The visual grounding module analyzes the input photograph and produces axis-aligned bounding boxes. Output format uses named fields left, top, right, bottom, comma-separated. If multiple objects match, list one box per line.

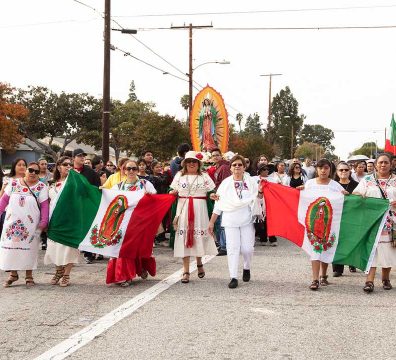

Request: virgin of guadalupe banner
left=190, top=85, right=229, bottom=153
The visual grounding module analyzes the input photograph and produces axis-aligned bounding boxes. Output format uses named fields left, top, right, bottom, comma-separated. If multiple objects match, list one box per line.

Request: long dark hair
left=315, top=158, right=334, bottom=178
left=53, top=156, right=72, bottom=182
left=9, top=158, right=27, bottom=178
left=288, top=162, right=302, bottom=177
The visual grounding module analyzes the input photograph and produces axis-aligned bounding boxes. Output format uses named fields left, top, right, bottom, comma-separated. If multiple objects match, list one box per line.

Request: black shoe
left=228, top=278, right=238, bottom=289
left=333, top=272, right=342, bottom=277
left=41, top=243, right=47, bottom=250
left=217, top=249, right=227, bottom=256
left=242, top=269, right=250, bottom=282
left=96, top=255, right=104, bottom=260
left=84, top=257, right=93, bottom=264
left=349, top=266, right=357, bottom=273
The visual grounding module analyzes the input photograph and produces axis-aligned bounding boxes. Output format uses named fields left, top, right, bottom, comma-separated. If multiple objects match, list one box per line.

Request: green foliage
left=268, top=86, right=304, bottom=158
left=243, top=113, right=262, bottom=136
left=236, top=113, right=243, bottom=132
left=294, top=141, right=325, bottom=160
left=351, top=142, right=383, bottom=158
left=299, top=124, right=335, bottom=152
left=180, top=94, right=189, bottom=121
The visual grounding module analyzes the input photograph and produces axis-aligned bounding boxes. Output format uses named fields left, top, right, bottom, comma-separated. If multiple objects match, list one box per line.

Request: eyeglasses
left=338, top=168, right=350, bottom=172
left=126, top=166, right=138, bottom=171
left=294, top=166, right=301, bottom=169
left=232, top=163, right=243, bottom=167
left=106, top=164, right=113, bottom=167
left=185, top=159, right=198, bottom=164
left=28, top=168, right=40, bottom=175
left=61, top=163, right=72, bottom=167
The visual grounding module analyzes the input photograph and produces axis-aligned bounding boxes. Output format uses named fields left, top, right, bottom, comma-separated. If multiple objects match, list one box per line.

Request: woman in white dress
left=302, top=159, right=346, bottom=290
left=44, top=156, right=80, bottom=287
left=170, top=151, right=217, bottom=283
left=208, top=155, right=262, bottom=289
left=353, top=153, right=396, bottom=293
left=0, top=161, right=49, bottom=287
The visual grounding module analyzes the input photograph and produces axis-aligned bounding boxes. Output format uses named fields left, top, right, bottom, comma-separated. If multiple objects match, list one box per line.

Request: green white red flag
left=262, top=181, right=389, bottom=271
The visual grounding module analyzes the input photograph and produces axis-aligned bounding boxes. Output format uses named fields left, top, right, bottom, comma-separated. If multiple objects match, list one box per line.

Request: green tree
left=268, top=86, right=305, bottom=158
left=243, top=113, right=262, bottom=136
left=299, top=124, right=335, bottom=152
left=12, top=86, right=101, bottom=160
left=236, top=113, right=243, bottom=132
left=294, top=141, right=325, bottom=160
left=127, top=80, right=138, bottom=102
left=180, top=94, right=189, bottom=121
left=351, top=142, right=383, bottom=158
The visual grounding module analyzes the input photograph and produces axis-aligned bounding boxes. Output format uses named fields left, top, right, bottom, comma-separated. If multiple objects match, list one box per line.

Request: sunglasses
left=61, top=163, right=72, bottom=167
left=338, top=168, right=350, bottom=172
left=126, top=166, right=138, bottom=171
left=185, top=159, right=198, bottom=164
left=294, top=166, right=301, bottom=169
left=28, top=168, right=40, bottom=175
left=232, top=163, right=244, bottom=167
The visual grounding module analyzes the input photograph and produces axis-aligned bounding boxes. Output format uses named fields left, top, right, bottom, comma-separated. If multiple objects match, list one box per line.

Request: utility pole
left=291, top=123, right=294, bottom=159
left=260, top=73, right=282, bottom=129
left=171, top=23, right=213, bottom=125
left=102, top=0, right=111, bottom=163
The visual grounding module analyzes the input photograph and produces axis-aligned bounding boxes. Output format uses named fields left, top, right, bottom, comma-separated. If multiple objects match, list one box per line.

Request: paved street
left=1, top=239, right=395, bottom=360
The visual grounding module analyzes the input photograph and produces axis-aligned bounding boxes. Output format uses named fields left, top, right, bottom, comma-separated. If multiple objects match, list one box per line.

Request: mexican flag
left=262, top=182, right=389, bottom=271
left=47, top=171, right=175, bottom=259
left=384, top=113, right=396, bottom=155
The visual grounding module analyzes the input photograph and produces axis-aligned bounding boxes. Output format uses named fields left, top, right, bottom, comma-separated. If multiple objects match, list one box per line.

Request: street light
left=188, top=60, right=230, bottom=123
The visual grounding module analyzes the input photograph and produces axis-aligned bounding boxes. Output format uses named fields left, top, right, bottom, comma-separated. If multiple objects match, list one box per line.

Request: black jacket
left=80, top=165, right=101, bottom=187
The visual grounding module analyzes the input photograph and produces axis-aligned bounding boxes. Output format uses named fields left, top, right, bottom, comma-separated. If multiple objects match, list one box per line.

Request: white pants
left=225, top=224, right=255, bottom=279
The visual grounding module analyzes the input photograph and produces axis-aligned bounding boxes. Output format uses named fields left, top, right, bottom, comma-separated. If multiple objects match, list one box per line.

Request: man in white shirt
left=302, top=158, right=316, bottom=179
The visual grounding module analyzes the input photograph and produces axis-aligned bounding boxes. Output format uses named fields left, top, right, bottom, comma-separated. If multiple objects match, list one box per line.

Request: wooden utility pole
left=260, top=73, right=282, bottom=129
left=171, top=23, right=213, bottom=125
left=102, top=0, right=111, bottom=163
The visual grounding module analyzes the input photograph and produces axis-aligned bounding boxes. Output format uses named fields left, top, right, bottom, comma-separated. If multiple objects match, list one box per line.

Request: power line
left=0, top=18, right=97, bottom=29
left=112, top=4, right=396, bottom=18
left=208, top=25, right=396, bottom=31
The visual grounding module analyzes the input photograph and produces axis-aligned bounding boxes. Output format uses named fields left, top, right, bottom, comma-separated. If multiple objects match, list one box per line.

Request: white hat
left=223, top=151, right=236, bottom=161
left=181, top=151, right=204, bottom=167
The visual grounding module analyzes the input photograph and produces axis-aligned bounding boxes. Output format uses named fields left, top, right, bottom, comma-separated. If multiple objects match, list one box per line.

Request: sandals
left=309, top=280, right=319, bottom=290
left=119, top=281, right=131, bottom=287
left=181, top=272, right=190, bottom=284
left=363, top=281, right=374, bottom=293
left=59, top=275, right=70, bottom=287
left=140, top=269, right=148, bottom=280
left=3, top=273, right=19, bottom=288
left=51, top=267, right=65, bottom=285
left=320, top=275, right=329, bottom=286
left=25, top=277, right=35, bottom=287
left=197, top=264, right=205, bottom=279
left=382, top=279, right=392, bottom=290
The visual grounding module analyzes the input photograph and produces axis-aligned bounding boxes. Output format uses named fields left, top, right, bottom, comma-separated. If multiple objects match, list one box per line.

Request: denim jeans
left=215, top=215, right=226, bottom=251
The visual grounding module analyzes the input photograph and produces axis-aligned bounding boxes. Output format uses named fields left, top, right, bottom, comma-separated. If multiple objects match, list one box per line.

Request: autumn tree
left=294, top=141, right=325, bottom=160
left=268, top=86, right=305, bottom=158
left=0, top=83, right=26, bottom=152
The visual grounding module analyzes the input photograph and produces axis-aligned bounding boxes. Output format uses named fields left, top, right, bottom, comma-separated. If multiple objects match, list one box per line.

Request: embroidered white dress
left=171, top=172, right=218, bottom=257
left=354, top=174, right=396, bottom=267
left=44, top=181, right=80, bottom=266
left=0, top=179, right=48, bottom=270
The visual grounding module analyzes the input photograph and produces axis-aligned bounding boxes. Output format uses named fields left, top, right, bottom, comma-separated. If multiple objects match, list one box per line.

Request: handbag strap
left=22, top=179, right=41, bottom=211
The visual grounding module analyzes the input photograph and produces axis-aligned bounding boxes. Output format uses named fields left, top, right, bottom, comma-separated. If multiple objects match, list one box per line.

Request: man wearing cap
left=72, top=148, right=101, bottom=263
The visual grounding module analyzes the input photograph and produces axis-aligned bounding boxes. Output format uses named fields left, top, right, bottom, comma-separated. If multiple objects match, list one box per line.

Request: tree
left=0, top=83, right=26, bottom=152
left=180, top=94, right=189, bottom=121
left=127, top=80, right=138, bottom=102
left=268, top=86, right=305, bottom=158
left=243, top=113, right=262, bottom=136
left=351, top=142, right=383, bottom=158
left=299, top=124, right=335, bottom=152
left=126, top=112, right=190, bottom=161
left=236, top=113, right=243, bottom=132
left=294, top=141, right=325, bottom=160
left=12, top=86, right=101, bottom=160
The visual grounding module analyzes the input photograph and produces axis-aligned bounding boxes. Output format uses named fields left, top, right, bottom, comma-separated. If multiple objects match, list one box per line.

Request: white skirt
left=371, top=235, right=396, bottom=267
left=44, top=239, right=80, bottom=266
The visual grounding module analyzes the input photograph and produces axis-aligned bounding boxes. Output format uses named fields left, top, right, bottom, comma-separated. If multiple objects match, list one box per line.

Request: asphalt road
left=1, top=239, right=395, bottom=360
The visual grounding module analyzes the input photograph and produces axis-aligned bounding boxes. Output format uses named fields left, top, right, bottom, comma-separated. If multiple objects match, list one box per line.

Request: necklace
left=233, top=176, right=246, bottom=199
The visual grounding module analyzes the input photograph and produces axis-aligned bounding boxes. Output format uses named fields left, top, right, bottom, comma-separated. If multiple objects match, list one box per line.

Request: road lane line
left=34, top=255, right=215, bottom=360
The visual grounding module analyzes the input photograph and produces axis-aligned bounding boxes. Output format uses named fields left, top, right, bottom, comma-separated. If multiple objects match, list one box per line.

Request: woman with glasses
left=286, top=163, right=308, bottom=188
left=331, top=162, right=360, bottom=277
left=169, top=151, right=217, bottom=284
left=353, top=153, right=396, bottom=293
left=209, top=155, right=262, bottom=289
left=106, top=160, right=157, bottom=287
left=0, top=162, right=49, bottom=287
left=101, top=157, right=129, bottom=189
left=303, top=159, right=345, bottom=290
left=244, top=157, right=255, bottom=176
left=44, top=156, right=79, bottom=287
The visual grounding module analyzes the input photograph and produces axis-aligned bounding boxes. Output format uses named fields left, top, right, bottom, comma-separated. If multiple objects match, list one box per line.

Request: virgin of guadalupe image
left=99, top=196, right=128, bottom=242
left=198, top=98, right=218, bottom=151
left=313, top=201, right=327, bottom=241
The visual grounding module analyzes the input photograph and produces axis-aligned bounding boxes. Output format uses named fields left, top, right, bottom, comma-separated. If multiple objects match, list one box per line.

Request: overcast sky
left=1, top=0, right=396, bottom=159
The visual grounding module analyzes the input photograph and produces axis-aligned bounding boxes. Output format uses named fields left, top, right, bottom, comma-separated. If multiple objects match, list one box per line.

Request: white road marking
left=250, top=307, right=277, bottom=315
left=34, top=255, right=215, bottom=360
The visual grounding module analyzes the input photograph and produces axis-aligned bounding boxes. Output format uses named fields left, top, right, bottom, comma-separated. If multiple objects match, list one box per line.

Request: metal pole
left=268, top=75, right=272, bottom=126
left=102, top=0, right=111, bottom=163
left=188, top=23, right=193, bottom=126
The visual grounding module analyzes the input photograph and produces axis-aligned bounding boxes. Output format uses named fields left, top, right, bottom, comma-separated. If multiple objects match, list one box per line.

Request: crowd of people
left=0, top=144, right=395, bottom=293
